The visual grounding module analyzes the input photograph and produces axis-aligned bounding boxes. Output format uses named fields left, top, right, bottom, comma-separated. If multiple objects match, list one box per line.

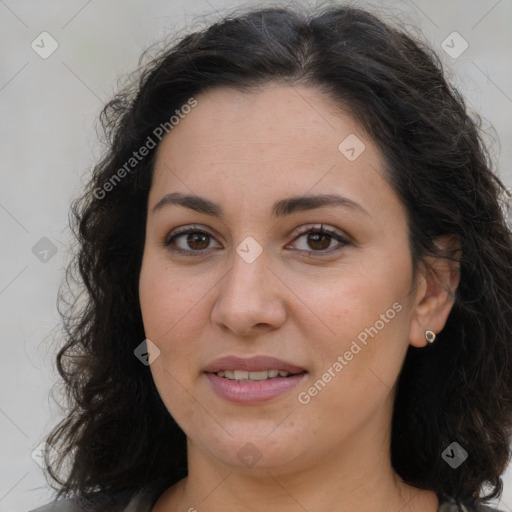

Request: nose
left=210, top=249, right=287, bottom=336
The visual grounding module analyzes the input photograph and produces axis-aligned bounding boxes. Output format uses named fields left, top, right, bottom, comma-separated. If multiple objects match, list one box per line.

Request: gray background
left=1, top=0, right=511, bottom=510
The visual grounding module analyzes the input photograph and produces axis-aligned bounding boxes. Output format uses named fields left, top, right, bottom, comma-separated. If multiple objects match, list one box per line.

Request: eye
left=286, top=224, right=350, bottom=256
left=163, top=223, right=350, bottom=257
left=163, top=225, right=221, bottom=256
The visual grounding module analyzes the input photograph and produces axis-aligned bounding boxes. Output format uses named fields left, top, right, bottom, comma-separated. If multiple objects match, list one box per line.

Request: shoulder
left=28, top=500, right=82, bottom=512
left=27, top=487, right=155, bottom=512
left=467, top=504, right=507, bottom=512
left=460, top=503, right=507, bottom=512
left=439, top=494, right=506, bottom=512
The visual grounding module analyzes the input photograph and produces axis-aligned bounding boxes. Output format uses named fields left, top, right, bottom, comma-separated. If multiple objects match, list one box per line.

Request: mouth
left=211, top=369, right=306, bottom=381
left=203, top=355, right=308, bottom=403
left=203, top=355, right=306, bottom=375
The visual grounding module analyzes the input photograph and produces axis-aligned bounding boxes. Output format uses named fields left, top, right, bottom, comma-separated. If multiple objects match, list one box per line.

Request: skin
left=138, top=84, right=460, bottom=512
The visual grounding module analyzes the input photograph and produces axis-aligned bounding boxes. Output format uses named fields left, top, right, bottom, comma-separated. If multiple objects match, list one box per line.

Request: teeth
left=216, top=369, right=292, bottom=380
left=247, top=370, right=271, bottom=381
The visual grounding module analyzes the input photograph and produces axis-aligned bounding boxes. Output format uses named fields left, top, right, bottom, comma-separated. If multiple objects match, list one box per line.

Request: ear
left=409, top=235, right=461, bottom=348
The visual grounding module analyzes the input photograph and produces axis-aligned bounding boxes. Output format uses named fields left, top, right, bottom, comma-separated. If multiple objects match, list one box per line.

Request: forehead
left=149, top=83, right=402, bottom=225
left=155, top=84, right=362, bottom=165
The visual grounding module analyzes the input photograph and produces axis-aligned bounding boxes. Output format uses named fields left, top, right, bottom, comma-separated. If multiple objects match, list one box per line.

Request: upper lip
left=203, top=356, right=306, bottom=374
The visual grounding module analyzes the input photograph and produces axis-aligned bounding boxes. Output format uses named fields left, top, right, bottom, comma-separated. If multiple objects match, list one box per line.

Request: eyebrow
left=151, top=192, right=370, bottom=218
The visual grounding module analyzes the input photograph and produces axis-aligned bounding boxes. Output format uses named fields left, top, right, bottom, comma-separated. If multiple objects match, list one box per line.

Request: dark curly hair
left=43, top=3, right=512, bottom=508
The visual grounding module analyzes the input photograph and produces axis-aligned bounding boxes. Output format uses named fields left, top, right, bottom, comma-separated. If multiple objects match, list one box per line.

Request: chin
left=195, top=428, right=308, bottom=471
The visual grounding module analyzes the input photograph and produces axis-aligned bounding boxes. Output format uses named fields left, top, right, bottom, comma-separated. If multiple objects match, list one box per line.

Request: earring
left=425, top=330, right=436, bottom=344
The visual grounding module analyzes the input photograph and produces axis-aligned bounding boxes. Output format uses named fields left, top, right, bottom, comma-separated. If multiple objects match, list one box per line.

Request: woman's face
left=139, top=84, right=430, bottom=473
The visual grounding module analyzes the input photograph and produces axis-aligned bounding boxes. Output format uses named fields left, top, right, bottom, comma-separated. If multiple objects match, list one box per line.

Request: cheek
left=292, top=260, right=407, bottom=343
left=291, top=257, right=411, bottom=398
left=139, top=254, right=209, bottom=344
left=150, top=361, right=207, bottom=439
left=139, top=256, right=207, bottom=425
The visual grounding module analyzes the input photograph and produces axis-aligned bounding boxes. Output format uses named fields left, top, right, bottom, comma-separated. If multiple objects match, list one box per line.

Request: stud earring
left=425, top=330, right=436, bottom=344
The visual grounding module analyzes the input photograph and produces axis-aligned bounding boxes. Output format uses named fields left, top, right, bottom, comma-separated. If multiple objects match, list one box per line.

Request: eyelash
left=162, top=224, right=350, bottom=258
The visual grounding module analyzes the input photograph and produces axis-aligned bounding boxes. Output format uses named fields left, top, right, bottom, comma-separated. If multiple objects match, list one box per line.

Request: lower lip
left=205, top=372, right=307, bottom=404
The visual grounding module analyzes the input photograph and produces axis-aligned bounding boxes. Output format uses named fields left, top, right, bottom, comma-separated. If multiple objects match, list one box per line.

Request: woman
left=31, top=4, right=512, bottom=512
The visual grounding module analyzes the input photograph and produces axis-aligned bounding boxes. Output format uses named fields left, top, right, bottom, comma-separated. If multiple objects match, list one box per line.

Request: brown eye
left=305, top=232, right=332, bottom=251
left=164, top=226, right=221, bottom=255
left=164, top=224, right=349, bottom=257
left=184, top=232, right=210, bottom=250
left=288, top=225, right=350, bottom=255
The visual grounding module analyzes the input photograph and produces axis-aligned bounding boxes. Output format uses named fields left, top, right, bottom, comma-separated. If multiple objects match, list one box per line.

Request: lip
left=202, top=355, right=306, bottom=374
left=205, top=372, right=307, bottom=404
left=203, top=355, right=307, bottom=404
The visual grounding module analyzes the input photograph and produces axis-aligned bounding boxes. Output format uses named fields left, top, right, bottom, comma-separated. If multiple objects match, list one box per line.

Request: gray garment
left=28, top=487, right=154, bottom=512
left=29, top=490, right=506, bottom=512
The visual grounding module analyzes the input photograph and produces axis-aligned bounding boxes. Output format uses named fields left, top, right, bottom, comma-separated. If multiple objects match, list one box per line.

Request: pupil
left=188, top=233, right=209, bottom=250
left=308, top=233, right=330, bottom=250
